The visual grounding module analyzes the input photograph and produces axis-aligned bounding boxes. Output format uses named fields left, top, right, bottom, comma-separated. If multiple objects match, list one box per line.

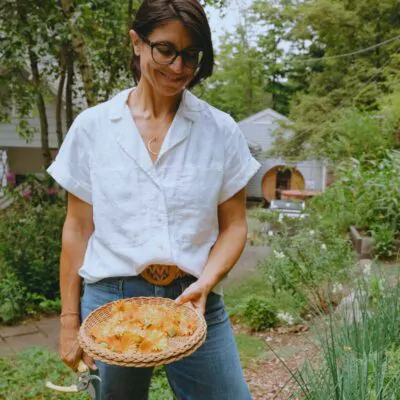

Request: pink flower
left=6, top=172, right=16, bottom=186
left=46, top=188, right=58, bottom=196
left=23, top=189, right=32, bottom=199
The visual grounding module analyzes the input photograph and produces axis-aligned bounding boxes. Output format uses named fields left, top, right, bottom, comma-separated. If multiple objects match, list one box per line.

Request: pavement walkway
left=0, top=242, right=270, bottom=358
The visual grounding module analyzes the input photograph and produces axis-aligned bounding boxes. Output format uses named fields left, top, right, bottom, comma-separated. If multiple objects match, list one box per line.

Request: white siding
left=240, top=122, right=276, bottom=153
left=239, top=109, right=291, bottom=154
left=296, top=161, right=325, bottom=192
left=0, top=101, right=66, bottom=149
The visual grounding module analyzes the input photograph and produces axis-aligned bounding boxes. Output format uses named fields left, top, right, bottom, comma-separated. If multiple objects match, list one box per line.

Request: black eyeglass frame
left=139, top=34, right=204, bottom=69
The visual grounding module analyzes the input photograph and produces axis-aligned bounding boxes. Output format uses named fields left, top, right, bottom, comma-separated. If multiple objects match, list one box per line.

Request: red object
left=281, top=190, right=319, bottom=200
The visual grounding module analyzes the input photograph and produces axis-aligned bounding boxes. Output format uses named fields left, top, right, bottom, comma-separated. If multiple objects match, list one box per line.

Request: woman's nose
left=169, top=55, right=184, bottom=73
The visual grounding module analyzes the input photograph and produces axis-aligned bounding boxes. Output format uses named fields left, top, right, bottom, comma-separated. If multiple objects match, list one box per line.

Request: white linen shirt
left=47, top=88, right=260, bottom=294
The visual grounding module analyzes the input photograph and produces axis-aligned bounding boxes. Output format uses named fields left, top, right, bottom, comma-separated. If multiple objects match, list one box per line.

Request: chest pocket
left=91, top=167, right=151, bottom=247
left=163, top=164, right=223, bottom=246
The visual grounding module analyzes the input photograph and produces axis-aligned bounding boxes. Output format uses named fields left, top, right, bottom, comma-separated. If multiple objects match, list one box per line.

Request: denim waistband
left=83, top=274, right=198, bottom=300
left=84, top=274, right=196, bottom=289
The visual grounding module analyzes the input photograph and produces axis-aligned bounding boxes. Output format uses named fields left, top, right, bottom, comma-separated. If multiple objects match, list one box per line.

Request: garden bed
left=350, top=226, right=400, bottom=259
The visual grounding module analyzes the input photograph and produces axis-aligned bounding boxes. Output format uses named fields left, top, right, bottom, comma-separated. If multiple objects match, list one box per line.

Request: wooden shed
left=262, top=165, right=305, bottom=201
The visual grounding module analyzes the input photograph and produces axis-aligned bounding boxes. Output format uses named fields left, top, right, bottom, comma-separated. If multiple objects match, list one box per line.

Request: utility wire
left=272, top=47, right=400, bottom=161
left=293, top=34, right=400, bottom=64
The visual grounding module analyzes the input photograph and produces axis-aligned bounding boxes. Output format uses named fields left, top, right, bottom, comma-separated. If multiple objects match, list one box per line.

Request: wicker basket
left=78, top=297, right=207, bottom=367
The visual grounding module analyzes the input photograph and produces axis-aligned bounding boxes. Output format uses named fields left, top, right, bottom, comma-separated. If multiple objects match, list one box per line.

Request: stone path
left=0, top=241, right=270, bottom=358
left=0, top=316, right=59, bottom=357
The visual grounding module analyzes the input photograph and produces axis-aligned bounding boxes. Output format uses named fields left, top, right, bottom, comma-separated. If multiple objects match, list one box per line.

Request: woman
left=48, top=0, right=260, bottom=399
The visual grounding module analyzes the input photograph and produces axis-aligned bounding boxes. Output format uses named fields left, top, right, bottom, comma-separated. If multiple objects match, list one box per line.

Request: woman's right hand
left=60, top=315, right=97, bottom=371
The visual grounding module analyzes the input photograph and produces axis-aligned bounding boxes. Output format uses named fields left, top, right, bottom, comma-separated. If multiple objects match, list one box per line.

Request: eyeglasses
left=139, top=35, right=203, bottom=70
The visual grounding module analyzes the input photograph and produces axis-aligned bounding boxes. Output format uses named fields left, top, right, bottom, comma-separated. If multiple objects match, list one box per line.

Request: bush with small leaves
left=243, top=296, right=278, bottom=331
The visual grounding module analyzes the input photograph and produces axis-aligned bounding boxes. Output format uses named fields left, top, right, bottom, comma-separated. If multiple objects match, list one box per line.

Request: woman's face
left=130, top=20, right=199, bottom=97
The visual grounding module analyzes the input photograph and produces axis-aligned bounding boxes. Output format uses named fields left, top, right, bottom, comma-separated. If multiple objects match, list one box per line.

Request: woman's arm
left=199, top=188, right=247, bottom=290
left=176, top=188, right=247, bottom=313
left=59, top=193, right=96, bottom=371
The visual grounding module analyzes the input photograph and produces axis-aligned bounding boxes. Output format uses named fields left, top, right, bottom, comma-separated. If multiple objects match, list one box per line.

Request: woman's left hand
left=175, top=280, right=211, bottom=315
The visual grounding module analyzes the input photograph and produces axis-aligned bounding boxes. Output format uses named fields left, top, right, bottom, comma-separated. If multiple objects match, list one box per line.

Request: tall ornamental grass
left=290, top=273, right=400, bottom=399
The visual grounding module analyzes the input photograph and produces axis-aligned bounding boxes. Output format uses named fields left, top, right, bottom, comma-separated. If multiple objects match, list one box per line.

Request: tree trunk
left=61, top=0, right=98, bottom=106
left=16, top=0, right=51, bottom=169
left=29, top=50, right=52, bottom=169
left=56, top=44, right=67, bottom=148
left=66, top=49, right=74, bottom=129
left=104, top=64, right=117, bottom=102
left=71, top=35, right=97, bottom=106
left=126, top=0, right=135, bottom=70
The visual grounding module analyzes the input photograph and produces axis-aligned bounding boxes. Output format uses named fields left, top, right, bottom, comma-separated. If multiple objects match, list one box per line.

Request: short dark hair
left=131, top=0, right=214, bottom=88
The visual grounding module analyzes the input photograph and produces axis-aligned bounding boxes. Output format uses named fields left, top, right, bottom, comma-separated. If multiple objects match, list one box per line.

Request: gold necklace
left=147, top=136, right=159, bottom=156
left=127, top=103, right=171, bottom=157
left=145, top=117, right=172, bottom=157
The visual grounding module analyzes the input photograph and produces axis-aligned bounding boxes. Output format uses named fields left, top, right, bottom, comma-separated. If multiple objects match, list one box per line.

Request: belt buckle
left=141, top=264, right=181, bottom=286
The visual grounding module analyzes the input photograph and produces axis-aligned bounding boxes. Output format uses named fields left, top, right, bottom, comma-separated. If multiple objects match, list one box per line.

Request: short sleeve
left=46, top=114, right=92, bottom=204
left=219, top=124, right=261, bottom=204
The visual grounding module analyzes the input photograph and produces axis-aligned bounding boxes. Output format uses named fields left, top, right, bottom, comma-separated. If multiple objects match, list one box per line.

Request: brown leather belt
left=140, top=264, right=189, bottom=286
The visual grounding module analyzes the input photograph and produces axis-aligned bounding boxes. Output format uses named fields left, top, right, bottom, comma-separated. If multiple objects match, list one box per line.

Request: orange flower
left=91, top=303, right=197, bottom=353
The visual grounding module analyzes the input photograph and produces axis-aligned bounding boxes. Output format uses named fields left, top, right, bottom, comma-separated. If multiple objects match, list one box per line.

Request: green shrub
left=0, top=180, right=66, bottom=300
left=0, top=272, right=26, bottom=324
left=261, top=220, right=355, bottom=312
left=370, top=223, right=397, bottom=259
left=0, top=270, right=61, bottom=324
left=320, top=151, right=400, bottom=239
left=243, top=296, right=278, bottom=331
left=324, top=107, right=396, bottom=162
left=248, top=208, right=280, bottom=224
left=308, top=151, right=400, bottom=262
left=224, top=274, right=305, bottom=330
left=308, top=182, right=357, bottom=234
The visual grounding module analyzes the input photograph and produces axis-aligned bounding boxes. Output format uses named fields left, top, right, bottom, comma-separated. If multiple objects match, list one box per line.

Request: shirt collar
left=109, top=87, right=204, bottom=122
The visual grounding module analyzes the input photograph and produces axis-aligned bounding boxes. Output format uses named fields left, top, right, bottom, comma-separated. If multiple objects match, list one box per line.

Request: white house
left=239, top=108, right=327, bottom=202
left=0, top=85, right=65, bottom=178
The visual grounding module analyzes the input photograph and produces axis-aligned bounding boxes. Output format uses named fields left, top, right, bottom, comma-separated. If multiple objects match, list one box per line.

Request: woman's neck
left=131, top=79, right=182, bottom=119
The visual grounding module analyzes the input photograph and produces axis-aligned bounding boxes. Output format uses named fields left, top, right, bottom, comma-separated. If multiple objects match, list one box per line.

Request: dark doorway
left=275, top=169, right=291, bottom=199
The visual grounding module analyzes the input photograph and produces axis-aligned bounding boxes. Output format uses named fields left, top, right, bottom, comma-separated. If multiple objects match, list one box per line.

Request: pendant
left=147, top=136, right=159, bottom=156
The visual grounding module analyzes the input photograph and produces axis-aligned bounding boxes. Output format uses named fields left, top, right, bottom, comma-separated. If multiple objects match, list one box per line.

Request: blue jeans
left=81, top=275, right=252, bottom=400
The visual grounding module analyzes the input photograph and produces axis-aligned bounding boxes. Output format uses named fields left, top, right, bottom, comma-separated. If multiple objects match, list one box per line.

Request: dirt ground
left=237, top=323, right=319, bottom=400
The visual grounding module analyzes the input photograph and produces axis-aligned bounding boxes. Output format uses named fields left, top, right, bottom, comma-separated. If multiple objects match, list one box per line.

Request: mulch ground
left=236, top=323, right=320, bottom=400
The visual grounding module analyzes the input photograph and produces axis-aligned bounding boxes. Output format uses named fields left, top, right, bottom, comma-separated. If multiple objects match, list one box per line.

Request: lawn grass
left=0, top=347, right=175, bottom=400
left=0, top=347, right=90, bottom=399
left=0, top=333, right=267, bottom=399
left=224, top=274, right=272, bottom=316
left=224, top=272, right=304, bottom=323
left=235, top=332, right=266, bottom=368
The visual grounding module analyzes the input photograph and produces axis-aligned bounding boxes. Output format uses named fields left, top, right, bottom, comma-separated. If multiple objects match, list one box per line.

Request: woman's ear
left=129, top=30, right=141, bottom=56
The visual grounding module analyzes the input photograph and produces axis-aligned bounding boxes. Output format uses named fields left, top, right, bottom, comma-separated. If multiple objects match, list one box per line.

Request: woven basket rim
left=79, top=297, right=207, bottom=367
